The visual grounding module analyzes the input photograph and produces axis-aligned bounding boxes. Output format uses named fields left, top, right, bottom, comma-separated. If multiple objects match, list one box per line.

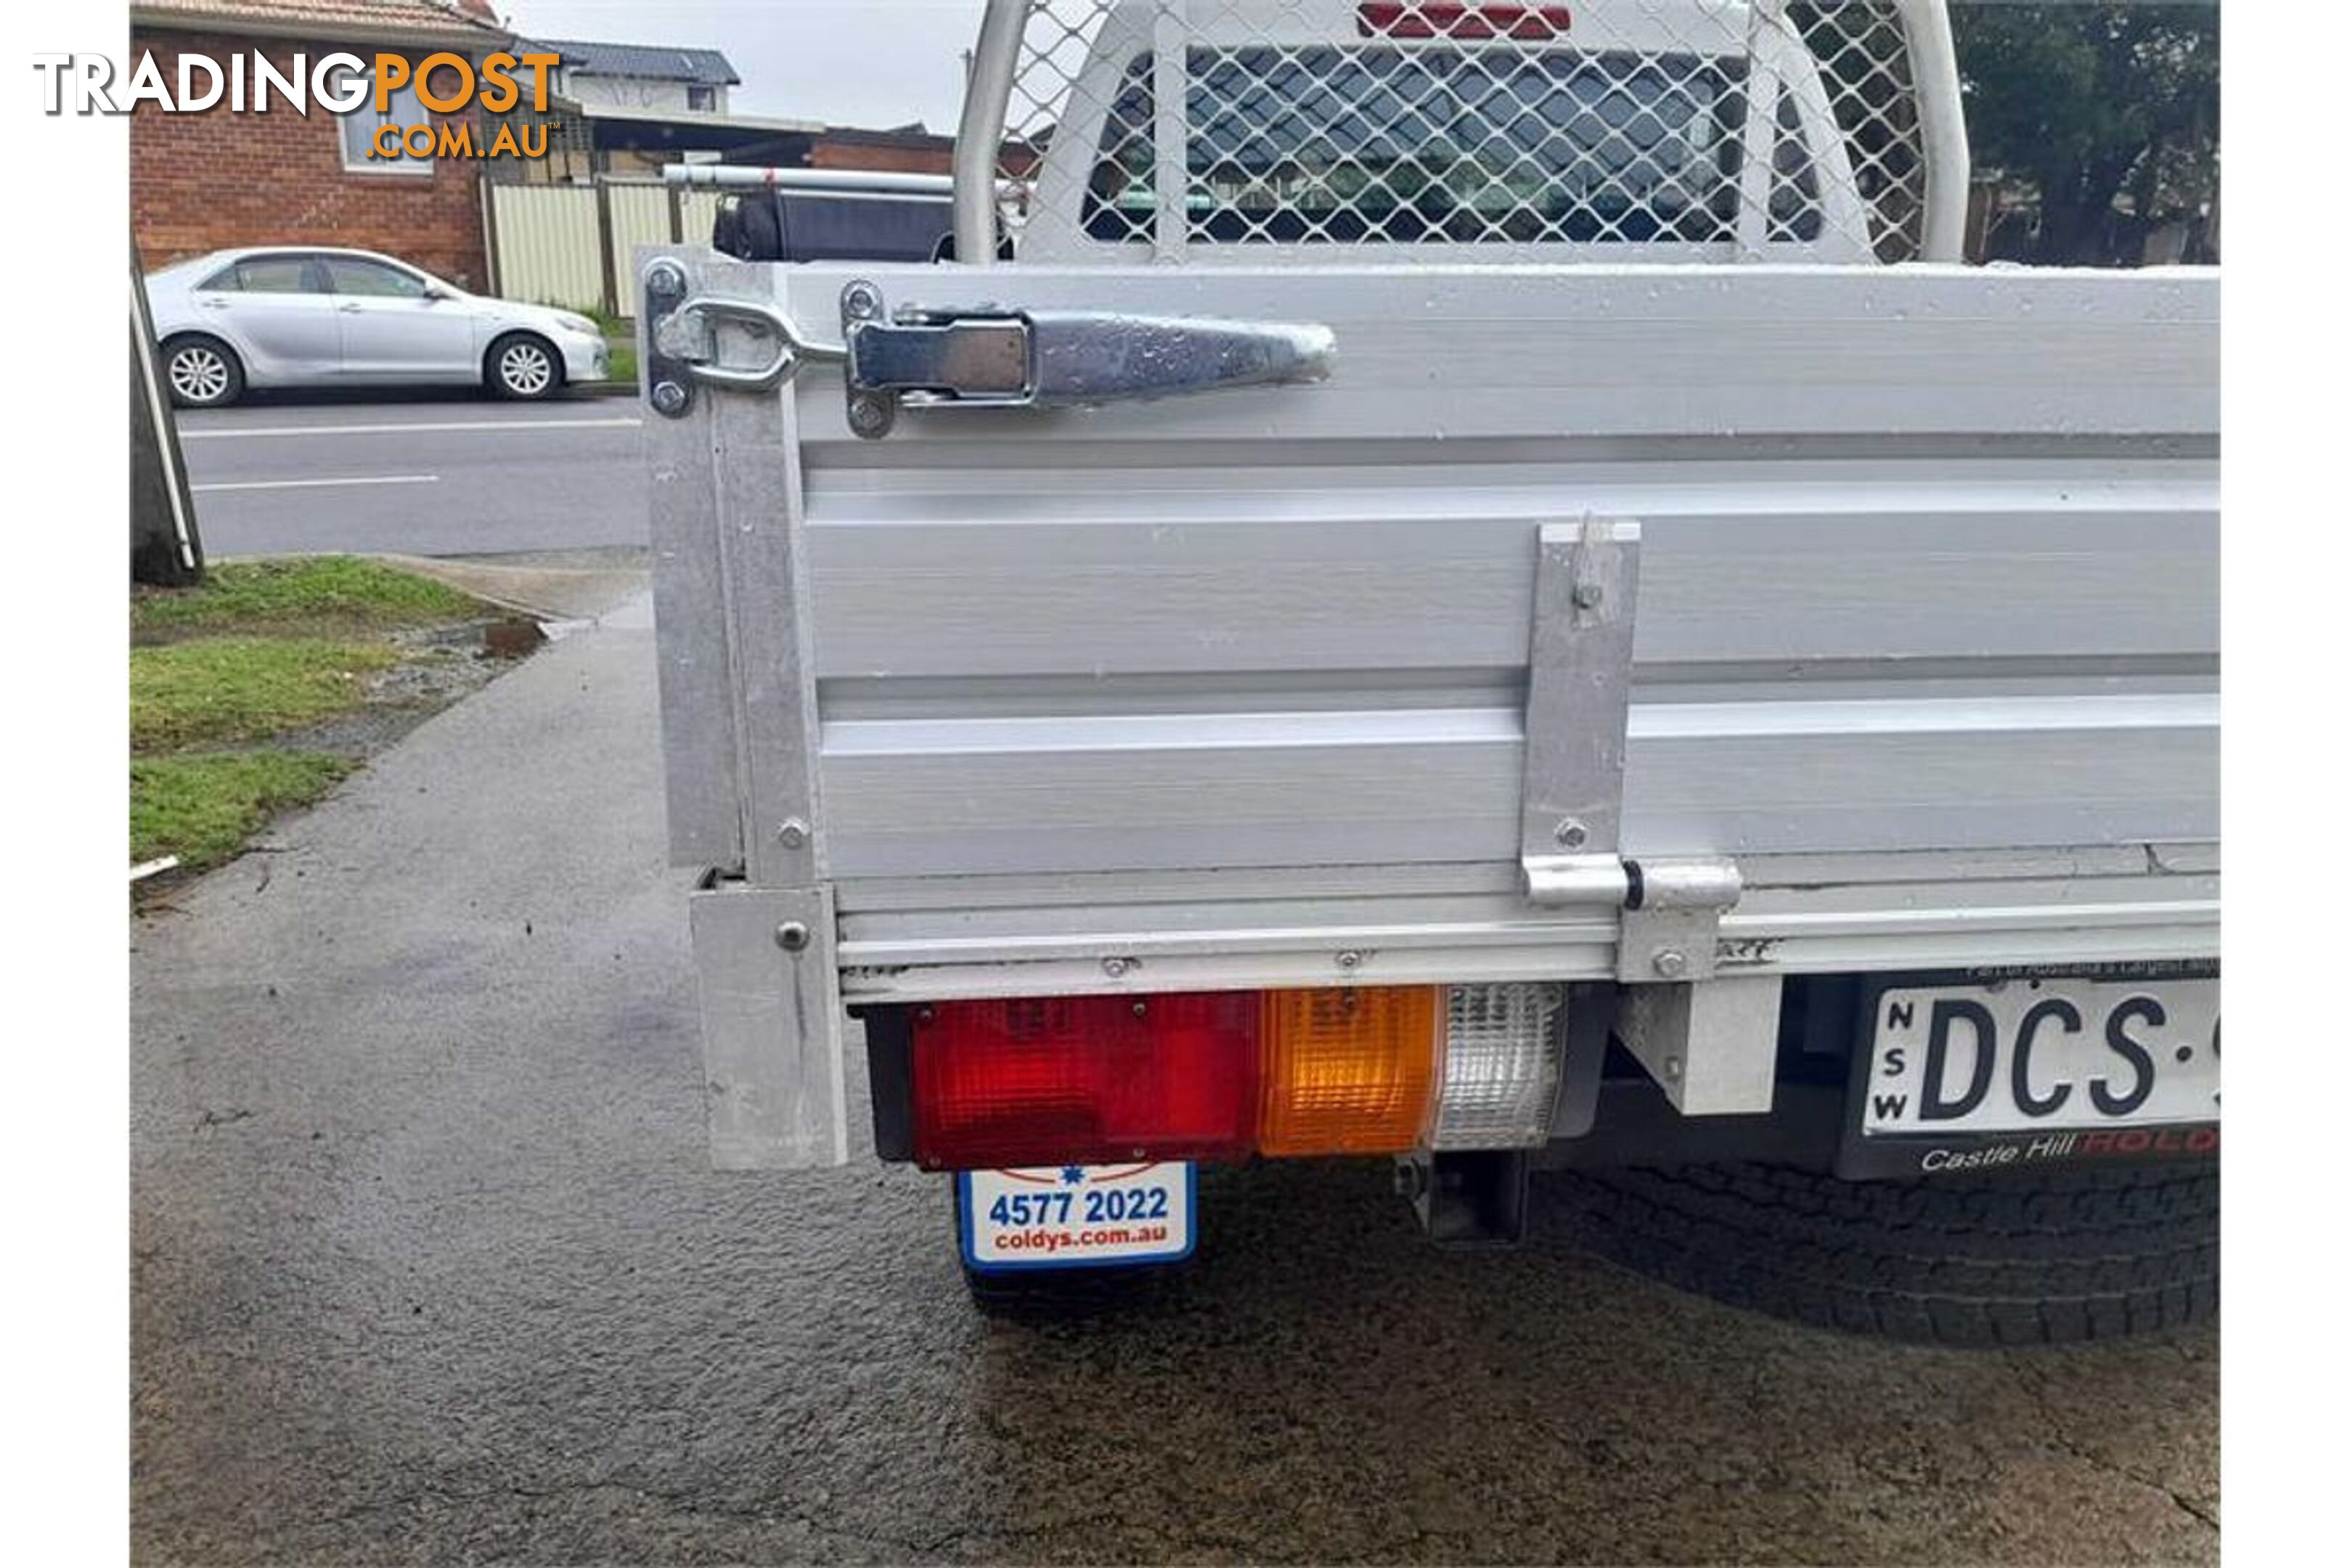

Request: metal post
left=479, top=174, right=502, bottom=298
left=1150, top=2, right=1191, bottom=262
left=1898, top=0, right=1970, bottom=262
left=593, top=176, right=621, bottom=318
left=952, top=0, right=1028, bottom=266
left=130, top=244, right=200, bottom=587
left=664, top=163, right=956, bottom=196
left=1731, top=0, right=1788, bottom=262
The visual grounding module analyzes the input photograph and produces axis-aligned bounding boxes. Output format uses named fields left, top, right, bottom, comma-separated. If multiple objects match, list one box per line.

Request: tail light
left=910, top=992, right=1257, bottom=1169
left=910, top=982, right=1567, bottom=1169
left=1358, top=3, right=1575, bottom=41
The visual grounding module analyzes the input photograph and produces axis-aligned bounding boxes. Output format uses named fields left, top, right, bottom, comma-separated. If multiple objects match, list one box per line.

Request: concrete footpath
left=130, top=602, right=2218, bottom=1565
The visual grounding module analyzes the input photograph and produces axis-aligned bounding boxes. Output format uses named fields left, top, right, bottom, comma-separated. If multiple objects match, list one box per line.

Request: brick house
left=130, top=0, right=509, bottom=289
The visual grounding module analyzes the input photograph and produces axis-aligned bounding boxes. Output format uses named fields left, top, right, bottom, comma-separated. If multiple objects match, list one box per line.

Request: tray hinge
left=1618, top=857, right=1744, bottom=983
left=1614, top=858, right=1773, bottom=1116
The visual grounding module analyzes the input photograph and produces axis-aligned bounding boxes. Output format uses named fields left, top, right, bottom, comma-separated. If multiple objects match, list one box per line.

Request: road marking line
left=191, top=474, right=441, bottom=494
left=182, top=417, right=641, bottom=440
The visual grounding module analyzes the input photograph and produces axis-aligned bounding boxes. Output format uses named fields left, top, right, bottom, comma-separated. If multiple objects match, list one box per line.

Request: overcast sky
left=502, top=0, right=989, bottom=131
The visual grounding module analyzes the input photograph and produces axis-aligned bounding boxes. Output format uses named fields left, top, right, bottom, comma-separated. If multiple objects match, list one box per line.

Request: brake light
left=911, top=993, right=1257, bottom=1169
left=910, top=983, right=1569, bottom=1169
left=1358, top=2, right=1574, bottom=41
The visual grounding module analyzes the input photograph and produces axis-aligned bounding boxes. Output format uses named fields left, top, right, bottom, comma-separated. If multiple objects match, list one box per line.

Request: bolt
left=846, top=394, right=893, bottom=438
left=644, top=259, right=685, bottom=298
left=775, top=818, right=809, bottom=849
left=1664, top=1055, right=1683, bottom=1081
left=774, top=920, right=811, bottom=953
left=842, top=280, right=883, bottom=320
left=650, top=380, right=688, bottom=417
left=1132, top=1000, right=1148, bottom=1017
left=1392, top=1160, right=1426, bottom=1201
left=1553, top=817, right=1588, bottom=849
left=1336, top=950, right=1363, bottom=971
left=1101, top=956, right=1131, bottom=979
left=1653, top=949, right=1689, bottom=979
left=1573, top=582, right=1605, bottom=611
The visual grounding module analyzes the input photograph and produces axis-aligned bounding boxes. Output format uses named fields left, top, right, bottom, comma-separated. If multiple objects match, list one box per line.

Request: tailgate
left=642, top=253, right=2217, bottom=1164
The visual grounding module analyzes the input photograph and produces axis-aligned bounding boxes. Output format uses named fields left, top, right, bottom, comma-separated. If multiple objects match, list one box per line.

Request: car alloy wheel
left=168, top=343, right=232, bottom=406
left=499, top=340, right=555, bottom=397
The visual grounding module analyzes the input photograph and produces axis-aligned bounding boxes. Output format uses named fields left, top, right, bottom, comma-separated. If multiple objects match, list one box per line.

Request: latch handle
left=1011, top=310, right=1338, bottom=407
left=841, top=282, right=1334, bottom=436
left=854, top=309, right=1336, bottom=409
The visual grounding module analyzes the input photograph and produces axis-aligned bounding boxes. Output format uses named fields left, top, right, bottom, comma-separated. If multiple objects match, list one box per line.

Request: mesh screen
left=995, top=0, right=1931, bottom=264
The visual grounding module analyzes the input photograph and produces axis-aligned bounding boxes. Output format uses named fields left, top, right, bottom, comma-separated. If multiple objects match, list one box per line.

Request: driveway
left=130, top=598, right=2219, bottom=1566
left=174, top=396, right=647, bottom=557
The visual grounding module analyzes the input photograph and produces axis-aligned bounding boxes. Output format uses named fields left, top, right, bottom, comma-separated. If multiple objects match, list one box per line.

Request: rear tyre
left=487, top=332, right=561, bottom=400
left=161, top=334, right=243, bottom=409
left=1546, top=1160, right=2218, bottom=1347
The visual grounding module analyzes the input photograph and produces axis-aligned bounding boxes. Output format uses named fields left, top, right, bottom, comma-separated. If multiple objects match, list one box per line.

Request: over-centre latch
left=648, top=277, right=1337, bottom=438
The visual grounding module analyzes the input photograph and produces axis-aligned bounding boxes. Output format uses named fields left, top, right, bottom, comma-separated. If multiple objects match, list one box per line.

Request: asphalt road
left=176, top=393, right=648, bottom=558
left=130, top=600, right=2220, bottom=1567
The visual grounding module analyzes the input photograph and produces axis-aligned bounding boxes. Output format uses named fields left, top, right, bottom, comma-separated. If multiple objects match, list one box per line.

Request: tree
left=1953, top=2, right=2219, bottom=264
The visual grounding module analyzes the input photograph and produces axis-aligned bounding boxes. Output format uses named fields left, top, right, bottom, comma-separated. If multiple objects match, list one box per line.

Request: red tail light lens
left=911, top=993, right=1259, bottom=1169
left=1358, top=3, right=1574, bottom=41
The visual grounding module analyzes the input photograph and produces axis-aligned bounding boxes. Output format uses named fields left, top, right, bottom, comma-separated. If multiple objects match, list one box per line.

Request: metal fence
left=483, top=179, right=723, bottom=317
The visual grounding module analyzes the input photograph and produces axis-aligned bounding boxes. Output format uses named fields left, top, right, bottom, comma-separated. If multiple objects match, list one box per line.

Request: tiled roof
left=131, top=0, right=505, bottom=44
left=523, top=38, right=741, bottom=87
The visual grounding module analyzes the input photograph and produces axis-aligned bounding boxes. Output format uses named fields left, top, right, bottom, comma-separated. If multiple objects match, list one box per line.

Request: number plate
left=1861, top=975, right=2218, bottom=1139
left=957, top=1162, right=1195, bottom=1273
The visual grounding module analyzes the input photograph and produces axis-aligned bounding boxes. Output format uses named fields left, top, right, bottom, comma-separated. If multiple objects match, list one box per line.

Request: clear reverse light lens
left=1429, top=983, right=1567, bottom=1149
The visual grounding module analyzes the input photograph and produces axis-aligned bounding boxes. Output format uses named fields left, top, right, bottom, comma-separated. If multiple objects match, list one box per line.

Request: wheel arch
left=158, top=328, right=247, bottom=375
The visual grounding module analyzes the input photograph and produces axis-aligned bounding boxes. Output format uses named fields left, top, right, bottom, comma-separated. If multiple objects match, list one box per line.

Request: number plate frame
left=957, top=1161, right=1197, bottom=1273
left=1834, top=964, right=2219, bottom=1180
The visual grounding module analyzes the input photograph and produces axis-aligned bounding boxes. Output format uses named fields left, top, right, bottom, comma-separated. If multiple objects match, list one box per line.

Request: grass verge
left=131, top=556, right=513, bottom=883
left=134, top=556, right=480, bottom=643
left=131, top=637, right=398, bottom=751
left=132, top=754, right=358, bottom=873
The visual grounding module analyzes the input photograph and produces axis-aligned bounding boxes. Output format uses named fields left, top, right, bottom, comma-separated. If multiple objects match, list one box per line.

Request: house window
left=687, top=85, right=715, bottom=112
left=338, top=79, right=433, bottom=173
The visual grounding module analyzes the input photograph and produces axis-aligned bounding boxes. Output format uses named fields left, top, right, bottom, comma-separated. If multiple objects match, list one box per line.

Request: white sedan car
left=144, top=247, right=611, bottom=408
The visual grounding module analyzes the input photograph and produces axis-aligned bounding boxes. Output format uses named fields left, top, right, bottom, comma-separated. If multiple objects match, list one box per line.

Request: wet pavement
left=131, top=600, right=2218, bottom=1566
